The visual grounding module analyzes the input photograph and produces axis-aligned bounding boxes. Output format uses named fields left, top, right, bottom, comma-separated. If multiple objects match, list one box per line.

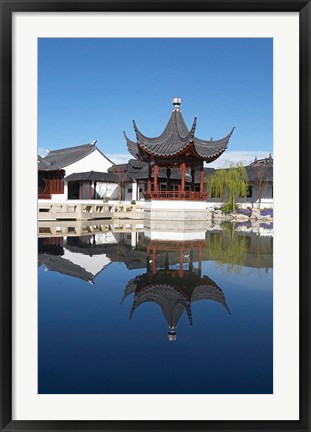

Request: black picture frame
left=1, top=1, right=310, bottom=431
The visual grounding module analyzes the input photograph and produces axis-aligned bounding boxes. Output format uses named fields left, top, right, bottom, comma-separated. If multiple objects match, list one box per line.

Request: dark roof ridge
left=65, top=171, right=119, bottom=182
left=47, top=143, right=95, bottom=154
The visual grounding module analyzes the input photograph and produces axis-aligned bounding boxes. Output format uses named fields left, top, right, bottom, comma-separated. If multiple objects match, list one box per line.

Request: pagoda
left=124, top=97, right=234, bottom=202
left=122, top=238, right=230, bottom=341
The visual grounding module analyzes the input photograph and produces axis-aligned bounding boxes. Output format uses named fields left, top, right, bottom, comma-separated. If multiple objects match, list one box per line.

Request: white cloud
left=106, top=153, right=132, bottom=165
left=107, top=150, right=272, bottom=168
left=38, top=147, right=49, bottom=157
left=206, top=151, right=272, bottom=169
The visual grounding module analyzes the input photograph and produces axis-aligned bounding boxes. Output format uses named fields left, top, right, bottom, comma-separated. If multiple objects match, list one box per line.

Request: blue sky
left=38, top=38, right=272, bottom=167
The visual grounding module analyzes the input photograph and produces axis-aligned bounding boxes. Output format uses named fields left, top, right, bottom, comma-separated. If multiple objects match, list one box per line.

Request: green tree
left=207, top=162, right=248, bottom=212
left=206, top=223, right=248, bottom=273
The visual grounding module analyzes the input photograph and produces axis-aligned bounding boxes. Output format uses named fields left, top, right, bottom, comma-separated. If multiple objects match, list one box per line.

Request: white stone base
left=144, top=200, right=208, bottom=221
left=144, top=228, right=206, bottom=241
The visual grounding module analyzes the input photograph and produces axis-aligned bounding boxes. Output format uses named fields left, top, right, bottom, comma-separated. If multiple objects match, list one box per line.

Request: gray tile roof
left=38, top=155, right=52, bottom=171
left=245, top=157, right=273, bottom=183
left=41, top=143, right=114, bottom=171
left=38, top=254, right=95, bottom=283
left=126, top=272, right=230, bottom=330
left=245, top=163, right=273, bottom=183
left=124, top=104, right=234, bottom=161
left=204, top=161, right=273, bottom=183
left=65, top=171, right=118, bottom=183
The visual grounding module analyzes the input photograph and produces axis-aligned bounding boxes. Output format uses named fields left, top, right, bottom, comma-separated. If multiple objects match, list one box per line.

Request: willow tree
left=206, top=223, right=248, bottom=273
left=207, top=162, right=248, bottom=212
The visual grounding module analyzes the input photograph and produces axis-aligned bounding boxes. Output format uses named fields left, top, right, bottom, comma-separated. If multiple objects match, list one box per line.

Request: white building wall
left=132, top=182, right=137, bottom=202
left=63, top=148, right=113, bottom=176
left=96, top=182, right=119, bottom=200
left=124, top=182, right=144, bottom=202
left=48, top=148, right=114, bottom=201
left=47, top=193, right=67, bottom=203
left=71, top=182, right=120, bottom=201
left=62, top=248, right=111, bottom=278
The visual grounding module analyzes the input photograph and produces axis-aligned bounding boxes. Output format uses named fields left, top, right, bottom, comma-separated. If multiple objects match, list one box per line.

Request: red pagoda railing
left=144, top=191, right=208, bottom=201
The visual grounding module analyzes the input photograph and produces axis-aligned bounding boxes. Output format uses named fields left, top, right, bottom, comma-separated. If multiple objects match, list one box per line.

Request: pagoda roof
left=123, top=271, right=230, bottom=330
left=124, top=98, right=234, bottom=161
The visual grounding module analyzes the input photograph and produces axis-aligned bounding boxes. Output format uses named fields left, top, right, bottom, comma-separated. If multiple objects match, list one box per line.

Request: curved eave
left=137, top=142, right=193, bottom=159
left=193, top=127, right=235, bottom=161
left=138, top=139, right=192, bottom=158
left=123, top=131, right=140, bottom=159
left=191, top=285, right=231, bottom=314
left=194, top=147, right=227, bottom=163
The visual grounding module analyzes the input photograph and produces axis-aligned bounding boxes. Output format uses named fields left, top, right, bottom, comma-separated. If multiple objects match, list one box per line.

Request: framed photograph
left=1, top=1, right=310, bottom=431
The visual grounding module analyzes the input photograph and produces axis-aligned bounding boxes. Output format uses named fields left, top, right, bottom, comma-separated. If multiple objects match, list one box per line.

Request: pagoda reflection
left=123, top=239, right=230, bottom=341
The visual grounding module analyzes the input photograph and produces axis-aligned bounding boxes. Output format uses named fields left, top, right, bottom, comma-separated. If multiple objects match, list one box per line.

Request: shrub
left=221, top=203, right=234, bottom=214
left=130, top=200, right=136, bottom=205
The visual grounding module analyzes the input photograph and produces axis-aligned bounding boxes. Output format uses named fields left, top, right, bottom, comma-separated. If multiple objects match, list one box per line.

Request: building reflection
left=38, top=230, right=149, bottom=283
left=123, top=239, right=230, bottom=341
left=38, top=232, right=118, bottom=284
left=38, top=223, right=273, bottom=286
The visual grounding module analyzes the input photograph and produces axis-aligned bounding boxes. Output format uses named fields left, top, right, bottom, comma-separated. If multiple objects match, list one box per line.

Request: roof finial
left=172, top=97, right=181, bottom=111
left=168, top=326, right=177, bottom=342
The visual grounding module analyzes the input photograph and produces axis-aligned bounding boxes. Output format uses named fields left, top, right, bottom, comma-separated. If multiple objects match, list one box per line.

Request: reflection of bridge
left=123, top=238, right=230, bottom=341
left=38, top=219, right=144, bottom=238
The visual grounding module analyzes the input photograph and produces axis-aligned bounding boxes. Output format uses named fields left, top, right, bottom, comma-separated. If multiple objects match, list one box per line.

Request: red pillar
left=198, top=245, right=202, bottom=271
left=200, top=165, right=204, bottom=194
left=148, top=161, right=151, bottom=193
left=191, top=167, right=195, bottom=191
left=179, top=247, right=184, bottom=278
left=79, top=182, right=83, bottom=199
left=89, top=181, right=92, bottom=199
left=152, top=248, right=157, bottom=275
left=154, top=164, right=159, bottom=193
left=181, top=162, right=186, bottom=194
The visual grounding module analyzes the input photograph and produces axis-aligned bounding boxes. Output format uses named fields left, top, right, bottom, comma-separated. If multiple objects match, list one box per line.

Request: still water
left=38, top=221, right=273, bottom=394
